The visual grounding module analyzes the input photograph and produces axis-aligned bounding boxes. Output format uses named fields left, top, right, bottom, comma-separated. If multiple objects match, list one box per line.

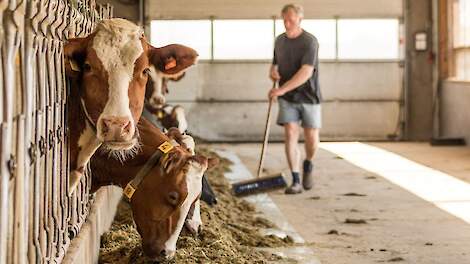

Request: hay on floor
left=99, top=148, right=295, bottom=264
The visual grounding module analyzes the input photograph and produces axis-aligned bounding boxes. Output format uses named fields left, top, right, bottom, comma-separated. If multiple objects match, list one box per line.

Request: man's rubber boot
left=285, top=182, right=302, bottom=194
left=303, top=160, right=314, bottom=190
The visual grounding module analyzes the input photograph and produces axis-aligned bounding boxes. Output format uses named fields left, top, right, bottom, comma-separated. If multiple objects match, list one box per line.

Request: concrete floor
left=206, top=142, right=470, bottom=264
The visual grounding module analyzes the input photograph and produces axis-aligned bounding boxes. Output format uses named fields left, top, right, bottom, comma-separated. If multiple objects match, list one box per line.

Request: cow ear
left=166, top=128, right=186, bottom=147
left=148, top=44, right=198, bottom=76
left=64, top=36, right=90, bottom=78
left=162, top=151, right=184, bottom=174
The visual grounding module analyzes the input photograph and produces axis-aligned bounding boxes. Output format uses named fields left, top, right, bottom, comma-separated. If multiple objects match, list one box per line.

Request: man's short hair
left=281, top=4, right=304, bottom=18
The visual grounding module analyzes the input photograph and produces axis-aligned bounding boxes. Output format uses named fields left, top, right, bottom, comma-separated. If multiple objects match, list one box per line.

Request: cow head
left=145, top=65, right=186, bottom=108
left=130, top=148, right=217, bottom=261
left=64, top=18, right=198, bottom=159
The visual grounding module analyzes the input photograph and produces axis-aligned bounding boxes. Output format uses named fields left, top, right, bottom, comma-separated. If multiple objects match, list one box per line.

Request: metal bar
left=37, top=35, right=48, bottom=263
left=24, top=0, right=40, bottom=262
left=1, top=0, right=23, bottom=262
left=0, top=0, right=7, bottom=261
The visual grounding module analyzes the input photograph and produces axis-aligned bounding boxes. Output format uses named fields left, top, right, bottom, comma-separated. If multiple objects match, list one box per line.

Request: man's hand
left=268, top=87, right=286, bottom=100
left=270, top=66, right=281, bottom=81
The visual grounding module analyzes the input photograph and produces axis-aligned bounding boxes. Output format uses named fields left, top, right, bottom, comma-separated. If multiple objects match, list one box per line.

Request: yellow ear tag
left=158, top=141, right=174, bottom=154
left=157, top=111, right=164, bottom=119
left=70, top=60, right=81, bottom=72
left=123, top=184, right=136, bottom=200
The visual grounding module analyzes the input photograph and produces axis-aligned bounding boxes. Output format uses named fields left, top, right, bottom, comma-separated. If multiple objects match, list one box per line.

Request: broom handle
left=257, top=81, right=277, bottom=178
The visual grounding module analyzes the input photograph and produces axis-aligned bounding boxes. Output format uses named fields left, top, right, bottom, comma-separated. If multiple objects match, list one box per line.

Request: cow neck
left=80, top=97, right=97, bottom=131
left=68, top=78, right=88, bottom=171
left=121, top=117, right=179, bottom=199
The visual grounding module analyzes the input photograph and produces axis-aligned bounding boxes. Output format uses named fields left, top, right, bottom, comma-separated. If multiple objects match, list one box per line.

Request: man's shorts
left=277, top=98, right=322, bottom=128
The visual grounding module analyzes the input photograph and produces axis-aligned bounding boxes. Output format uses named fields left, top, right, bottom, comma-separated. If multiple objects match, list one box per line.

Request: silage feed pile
left=99, top=148, right=295, bottom=264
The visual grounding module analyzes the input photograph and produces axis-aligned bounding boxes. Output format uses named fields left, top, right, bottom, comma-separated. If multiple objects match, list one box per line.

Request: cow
left=144, top=65, right=188, bottom=133
left=145, top=65, right=186, bottom=108
left=64, top=18, right=198, bottom=192
left=91, top=117, right=218, bottom=261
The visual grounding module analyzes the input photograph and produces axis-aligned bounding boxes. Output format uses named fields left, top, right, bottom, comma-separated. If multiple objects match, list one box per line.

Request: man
left=269, top=4, right=321, bottom=194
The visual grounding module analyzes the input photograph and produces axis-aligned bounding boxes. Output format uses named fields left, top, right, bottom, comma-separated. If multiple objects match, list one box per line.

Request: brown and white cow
left=145, top=66, right=189, bottom=133
left=145, top=65, right=186, bottom=108
left=165, top=128, right=203, bottom=232
left=91, top=117, right=218, bottom=261
left=64, top=18, right=198, bottom=191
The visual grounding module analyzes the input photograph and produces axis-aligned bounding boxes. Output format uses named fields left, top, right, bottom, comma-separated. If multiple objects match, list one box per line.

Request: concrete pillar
left=404, top=0, right=434, bottom=140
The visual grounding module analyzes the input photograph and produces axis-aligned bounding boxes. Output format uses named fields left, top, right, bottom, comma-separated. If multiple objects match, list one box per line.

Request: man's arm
left=269, top=64, right=281, bottom=81
left=269, top=64, right=314, bottom=99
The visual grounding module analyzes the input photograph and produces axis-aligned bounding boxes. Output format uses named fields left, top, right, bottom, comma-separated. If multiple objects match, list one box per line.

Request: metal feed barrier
left=0, top=1, right=112, bottom=263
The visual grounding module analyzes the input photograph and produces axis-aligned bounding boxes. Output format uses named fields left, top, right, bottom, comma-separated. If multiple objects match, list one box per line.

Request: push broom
left=232, top=82, right=287, bottom=196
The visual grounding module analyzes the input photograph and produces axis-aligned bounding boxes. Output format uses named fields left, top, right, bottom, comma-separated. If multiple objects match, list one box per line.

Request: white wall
left=166, top=61, right=403, bottom=141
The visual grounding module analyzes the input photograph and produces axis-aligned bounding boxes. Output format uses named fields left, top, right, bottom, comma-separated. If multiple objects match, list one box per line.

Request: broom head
left=232, top=173, right=287, bottom=197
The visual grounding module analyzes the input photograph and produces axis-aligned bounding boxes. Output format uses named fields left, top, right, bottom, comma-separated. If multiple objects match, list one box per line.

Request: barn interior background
left=1, top=0, right=470, bottom=263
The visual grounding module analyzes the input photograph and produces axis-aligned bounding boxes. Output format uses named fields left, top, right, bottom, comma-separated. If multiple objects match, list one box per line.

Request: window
left=150, top=18, right=400, bottom=61
left=150, top=20, right=212, bottom=60
left=213, top=20, right=274, bottom=60
left=337, top=19, right=399, bottom=59
left=276, top=19, right=337, bottom=59
left=452, top=0, right=470, bottom=80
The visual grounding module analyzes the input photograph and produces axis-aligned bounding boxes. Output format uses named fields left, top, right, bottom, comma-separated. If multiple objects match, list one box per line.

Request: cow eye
left=143, top=68, right=150, bottom=75
left=167, top=191, right=179, bottom=206
left=83, top=63, right=91, bottom=72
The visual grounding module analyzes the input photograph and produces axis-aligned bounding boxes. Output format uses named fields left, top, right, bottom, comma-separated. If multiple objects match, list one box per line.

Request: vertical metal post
left=0, top=2, right=8, bottom=263
left=335, top=16, right=339, bottom=61
left=1, top=0, right=23, bottom=262
left=210, top=16, right=214, bottom=61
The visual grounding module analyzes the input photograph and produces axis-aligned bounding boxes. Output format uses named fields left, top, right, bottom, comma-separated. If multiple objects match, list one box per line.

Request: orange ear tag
left=164, top=58, right=177, bottom=70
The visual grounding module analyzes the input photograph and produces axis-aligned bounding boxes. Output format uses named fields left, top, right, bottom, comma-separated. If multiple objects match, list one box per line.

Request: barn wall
left=146, top=0, right=403, bottom=19
left=143, top=0, right=405, bottom=141
left=167, top=61, right=403, bottom=141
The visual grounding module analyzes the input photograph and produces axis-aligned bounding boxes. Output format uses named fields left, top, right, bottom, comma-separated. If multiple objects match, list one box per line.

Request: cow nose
left=150, top=96, right=165, bottom=107
left=144, top=244, right=175, bottom=261
left=99, top=116, right=133, bottom=141
left=159, top=249, right=175, bottom=259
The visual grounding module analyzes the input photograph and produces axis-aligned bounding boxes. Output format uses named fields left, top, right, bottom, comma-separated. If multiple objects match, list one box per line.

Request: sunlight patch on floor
left=321, top=142, right=470, bottom=224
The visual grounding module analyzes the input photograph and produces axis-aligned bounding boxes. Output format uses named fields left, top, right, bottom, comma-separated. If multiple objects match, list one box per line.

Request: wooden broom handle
left=257, top=81, right=277, bottom=178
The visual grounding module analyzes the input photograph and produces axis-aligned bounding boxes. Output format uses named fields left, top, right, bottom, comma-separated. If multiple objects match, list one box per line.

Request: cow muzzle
left=143, top=243, right=175, bottom=262
left=97, top=116, right=136, bottom=148
left=149, top=95, right=166, bottom=108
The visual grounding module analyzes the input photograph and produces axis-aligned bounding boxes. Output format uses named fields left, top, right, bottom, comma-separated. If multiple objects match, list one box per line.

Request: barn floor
left=204, top=142, right=470, bottom=264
